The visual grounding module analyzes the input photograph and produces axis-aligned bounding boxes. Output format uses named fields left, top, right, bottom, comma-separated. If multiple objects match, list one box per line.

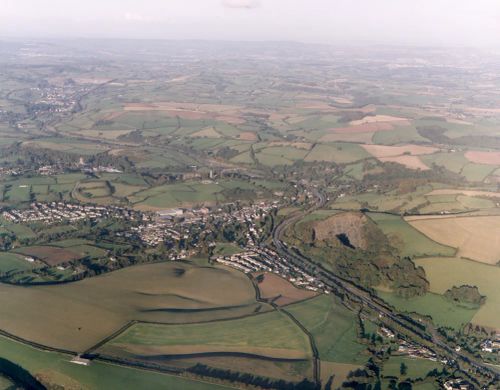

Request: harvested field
left=12, top=246, right=82, bottom=266
left=329, top=122, right=394, bottom=134
left=313, top=212, right=368, bottom=249
left=0, top=261, right=262, bottom=351
left=238, top=131, right=258, bottom=141
left=350, top=115, right=408, bottom=126
left=465, top=151, right=500, bottom=165
left=361, top=144, right=438, bottom=158
left=379, top=155, right=429, bottom=170
left=407, top=215, right=500, bottom=264
left=368, top=213, right=455, bottom=258
left=426, top=188, right=500, bottom=199
left=254, top=272, right=317, bottom=306
left=123, top=102, right=246, bottom=124
left=190, top=127, right=222, bottom=138
left=319, top=132, right=374, bottom=143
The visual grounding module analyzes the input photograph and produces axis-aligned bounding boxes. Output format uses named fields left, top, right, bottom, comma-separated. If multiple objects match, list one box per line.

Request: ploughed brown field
left=13, top=246, right=82, bottom=266
left=465, top=150, right=500, bottom=165
left=255, top=272, right=317, bottom=306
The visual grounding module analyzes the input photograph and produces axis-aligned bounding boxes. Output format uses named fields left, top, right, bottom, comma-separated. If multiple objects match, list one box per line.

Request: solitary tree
left=400, top=362, right=408, bottom=376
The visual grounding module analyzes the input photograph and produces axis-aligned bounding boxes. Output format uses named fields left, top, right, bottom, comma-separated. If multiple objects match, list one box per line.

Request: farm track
left=271, top=188, right=500, bottom=385
left=248, top=275, right=320, bottom=383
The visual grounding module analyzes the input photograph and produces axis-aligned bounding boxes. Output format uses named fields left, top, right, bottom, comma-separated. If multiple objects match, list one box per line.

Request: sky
left=1, top=0, right=500, bottom=47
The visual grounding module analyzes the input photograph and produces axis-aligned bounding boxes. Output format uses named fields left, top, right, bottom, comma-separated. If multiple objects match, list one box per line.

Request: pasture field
left=421, top=152, right=496, bottom=182
left=406, top=215, right=500, bottom=264
left=297, top=209, right=340, bottom=224
left=461, top=163, right=496, bottom=182
left=361, top=144, right=438, bottom=158
left=255, top=272, right=317, bottom=306
left=415, top=257, right=500, bottom=329
left=0, top=261, right=264, bottom=351
left=0, top=335, right=226, bottom=390
left=342, top=193, right=408, bottom=212
left=51, top=238, right=93, bottom=247
left=211, top=242, right=243, bottom=256
left=0, top=252, right=38, bottom=274
left=320, top=361, right=361, bottom=390
left=129, top=179, right=276, bottom=209
left=304, top=143, right=370, bottom=164
left=97, top=310, right=312, bottom=359
left=0, top=375, right=14, bottom=389
left=0, top=219, right=37, bottom=240
left=371, top=125, right=428, bottom=145
left=420, top=151, right=469, bottom=173
left=367, top=213, right=456, bottom=258
left=377, top=291, right=478, bottom=330
left=22, top=138, right=109, bottom=155
left=382, top=356, right=443, bottom=380
left=129, top=182, right=224, bottom=209
left=284, top=295, right=368, bottom=364
left=230, top=151, right=253, bottom=164
left=343, top=162, right=365, bottom=180
left=0, top=173, right=92, bottom=205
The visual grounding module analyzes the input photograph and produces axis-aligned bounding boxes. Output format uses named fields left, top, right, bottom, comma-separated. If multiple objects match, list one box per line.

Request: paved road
left=271, top=189, right=499, bottom=384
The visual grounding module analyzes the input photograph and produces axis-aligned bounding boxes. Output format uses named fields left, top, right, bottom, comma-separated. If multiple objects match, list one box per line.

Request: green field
left=284, top=295, right=368, bottom=364
left=0, top=219, right=37, bottom=240
left=0, top=252, right=37, bottom=273
left=415, top=257, right=500, bottom=329
left=129, top=179, right=274, bottom=209
left=212, top=242, right=243, bottom=256
left=382, top=356, right=442, bottom=380
left=305, top=143, right=370, bottom=164
left=98, top=310, right=312, bottom=360
left=377, top=291, right=478, bottom=330
left=368, top=213, right=456, bottom=258
left=0, top=335, right=226, bottom=390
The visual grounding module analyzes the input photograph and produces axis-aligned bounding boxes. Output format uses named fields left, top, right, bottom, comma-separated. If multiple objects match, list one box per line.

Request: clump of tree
left=444, top=285, right=486, bottom=307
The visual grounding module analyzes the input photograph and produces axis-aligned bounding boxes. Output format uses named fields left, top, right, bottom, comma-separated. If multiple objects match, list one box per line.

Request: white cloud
left=222, top=0, right=260, bottom=9
left=124, top=12, right=145, bottom=22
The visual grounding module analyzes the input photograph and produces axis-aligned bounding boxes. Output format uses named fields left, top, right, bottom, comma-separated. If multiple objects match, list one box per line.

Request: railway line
left=271, top=188, right=499, bottom=386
